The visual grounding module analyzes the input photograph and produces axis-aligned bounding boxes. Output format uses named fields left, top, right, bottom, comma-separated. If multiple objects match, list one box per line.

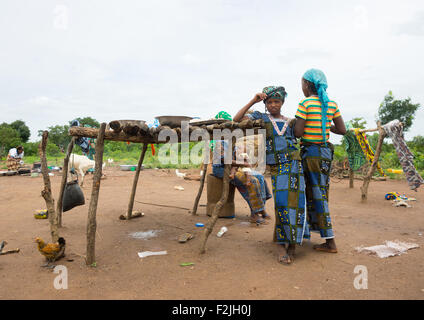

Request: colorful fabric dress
left=343, top=122, right=366, bottom=171
left=247, top=111, right=310, bottom=244
left=353, top=128, right=385, bottom=176
left=295, top=96, right=340, bottom=239
left=212, top=142, right=272, bottom=215
left=383, top=120, right=424, bottom=190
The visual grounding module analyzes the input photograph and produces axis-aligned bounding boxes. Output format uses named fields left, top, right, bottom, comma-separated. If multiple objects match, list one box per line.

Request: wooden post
left=191, top=163, right=208, bottom=215
left=39, top=131, right=59, bottom=243
left=360, top=122, right=386, bottom=202
left=86, top=123, right=106, bottom=266
left=126, top=143, right=148, bottom=220
left=199, top=137, right=235, bottom=254
left=56, top=137, right=75, bottom=227
left=192, top=142, right=210, bottom=215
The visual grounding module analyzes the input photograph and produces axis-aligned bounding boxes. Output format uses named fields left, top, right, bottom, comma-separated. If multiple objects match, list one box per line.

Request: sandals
left=262, top=213, right=272, bottom=220
left=249, top=217, right=269, bottom=226
left=178, top=233, right=194, bottom=243
left=278, top=254, right=293, bottom=265
left=313, top=243, right=338, bottom=253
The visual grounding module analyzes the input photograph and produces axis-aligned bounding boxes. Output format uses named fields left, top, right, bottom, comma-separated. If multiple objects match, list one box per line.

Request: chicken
left=175, top=169, right=186, bottom=178
left=34, top=237, right=66, bottom=267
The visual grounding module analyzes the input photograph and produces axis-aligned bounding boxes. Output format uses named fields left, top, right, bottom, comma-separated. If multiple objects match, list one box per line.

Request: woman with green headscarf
left=234, top=86, right=310, bottom=265
left=294, top=69, right=346, bottom=254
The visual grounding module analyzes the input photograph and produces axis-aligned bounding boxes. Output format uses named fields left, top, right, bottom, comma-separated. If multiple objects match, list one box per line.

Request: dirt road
left=0, top=168, right=423, bottom=299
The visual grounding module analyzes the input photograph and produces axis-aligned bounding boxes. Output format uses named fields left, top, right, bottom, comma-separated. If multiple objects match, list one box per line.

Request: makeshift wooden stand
left=68, top=120, right=264, bottom=263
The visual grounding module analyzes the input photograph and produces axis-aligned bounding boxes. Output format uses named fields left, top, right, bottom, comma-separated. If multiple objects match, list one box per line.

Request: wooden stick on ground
left=360, top=122, right=386, bottom=202
left=86, top=123, right=106, bottom=266
left=126, top=143, right=148, bottom=220
left=39, top=131, right=59, bottom=243
left=0, top=249, right=20, bottom=256
left=56, top=137, right=75, bottom=227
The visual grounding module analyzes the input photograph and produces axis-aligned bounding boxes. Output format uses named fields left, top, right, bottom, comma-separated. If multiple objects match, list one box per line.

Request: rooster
left=34, top=237, right=66, bottom=267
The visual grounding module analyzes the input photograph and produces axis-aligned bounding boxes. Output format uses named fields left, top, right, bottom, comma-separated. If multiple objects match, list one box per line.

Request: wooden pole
left=86, top=123, right=106, bottom=266
left=56, top=137, right=75, bottom=227
left=349, top=166, right=354, bottom=189
left=191, top=162, right=208, bottom=215
left=126, top=143, right=148, bottom=220
left=191, top=141, right=209, bottom=215
left=39, top=131, right=59, bottom=243
left=360, top=122, right=386, bottom=202
left=199, top=137, right=235, bottom=254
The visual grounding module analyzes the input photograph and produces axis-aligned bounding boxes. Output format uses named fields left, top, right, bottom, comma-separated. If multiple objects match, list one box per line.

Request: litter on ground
left=129, top=230, right=160, bottom=240
left=174, top=186, right=185, bottom=191
left=178, top=232, right=194, bottom=243
left=356, top=240, right=419, bottom=258
left=138, top=251, right=167, bottom=258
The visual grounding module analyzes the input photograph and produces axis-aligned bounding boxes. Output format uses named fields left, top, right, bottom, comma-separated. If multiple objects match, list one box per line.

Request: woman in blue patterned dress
left=234, top=86, right=310, bottom=265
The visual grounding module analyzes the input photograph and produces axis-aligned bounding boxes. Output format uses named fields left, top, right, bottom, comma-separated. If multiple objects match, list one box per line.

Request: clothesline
left=349, top=122, right=403, bottom=133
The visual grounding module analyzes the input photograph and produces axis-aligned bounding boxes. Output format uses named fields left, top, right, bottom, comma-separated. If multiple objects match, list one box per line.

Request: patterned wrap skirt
left=233, top=170, right=272, bottom=215
left=270, top=155, right=310, bottom=245
left=6, top=157, right=20, bottom=171
left=301, top=143, right=335, bottom=239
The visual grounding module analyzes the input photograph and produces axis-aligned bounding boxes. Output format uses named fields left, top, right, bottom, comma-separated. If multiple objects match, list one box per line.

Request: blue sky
left=1, top=0, right=423, bottom=143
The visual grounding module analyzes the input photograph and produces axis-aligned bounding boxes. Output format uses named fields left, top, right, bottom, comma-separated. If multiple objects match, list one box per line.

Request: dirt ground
left=0, top=167, right=423, bottom=300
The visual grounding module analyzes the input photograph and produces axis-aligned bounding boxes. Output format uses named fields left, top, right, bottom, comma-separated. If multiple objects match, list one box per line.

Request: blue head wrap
left=303, top=69, right=330, bottom=144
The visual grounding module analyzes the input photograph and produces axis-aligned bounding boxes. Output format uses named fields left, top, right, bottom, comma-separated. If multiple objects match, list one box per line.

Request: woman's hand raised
left=251, top=93, right=267, bottom=104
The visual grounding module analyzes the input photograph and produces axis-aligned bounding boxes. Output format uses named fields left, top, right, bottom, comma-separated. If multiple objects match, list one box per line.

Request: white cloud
left=0, top=0, right=422, bottom=143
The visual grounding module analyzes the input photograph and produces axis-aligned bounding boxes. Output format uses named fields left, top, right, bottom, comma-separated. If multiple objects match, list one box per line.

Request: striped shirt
left=295, top=96, right=341, bottom=144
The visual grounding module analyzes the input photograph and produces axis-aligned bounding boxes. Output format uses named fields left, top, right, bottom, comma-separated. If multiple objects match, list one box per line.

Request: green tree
left=38, top=125, right=70, bottom=149
left=0, top=124, right=22, bottom=157
left=350, top=117, right=367, bottom=129
left=10, top=120, right=31, bottom=142
left=377, top=91, right=420, bottom=131
left=46, top=143, right=62, bottom=157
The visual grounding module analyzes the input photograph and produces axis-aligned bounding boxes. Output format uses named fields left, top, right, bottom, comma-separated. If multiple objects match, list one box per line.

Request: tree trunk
left=86, top=123, right=106, bottom=266
left=39, top=131, right=59, bottom=243
left=56, top=137, right=75, bottom=227
left=360, top=123, right=386, bottom=201
left=126, top=143, right=148, bottom=220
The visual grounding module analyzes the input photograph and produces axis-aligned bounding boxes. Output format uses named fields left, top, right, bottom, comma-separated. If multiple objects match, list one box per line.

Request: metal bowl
left=155, top=116, right=194, bottom=128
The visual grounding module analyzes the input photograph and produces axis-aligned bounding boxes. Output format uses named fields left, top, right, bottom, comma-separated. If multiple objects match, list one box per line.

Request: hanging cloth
left=383, top=120, right=423, bottom=191
left=354, top=128, right=385, bottom=176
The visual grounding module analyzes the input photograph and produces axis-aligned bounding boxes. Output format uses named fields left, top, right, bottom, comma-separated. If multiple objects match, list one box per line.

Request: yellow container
left=387, top=169, right=403, bottom=174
